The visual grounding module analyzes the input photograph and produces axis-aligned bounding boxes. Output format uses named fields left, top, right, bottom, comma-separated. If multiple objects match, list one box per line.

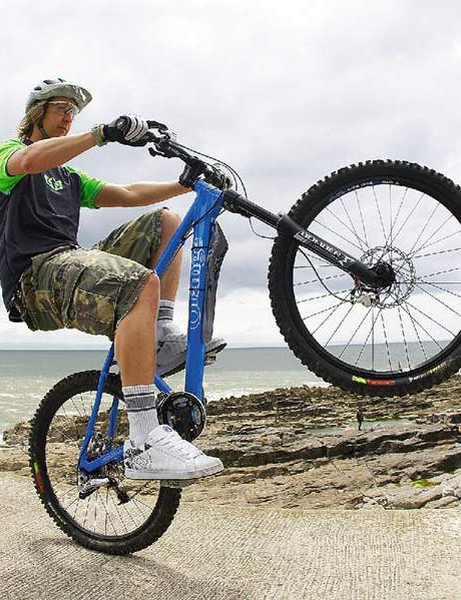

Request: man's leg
left=94, top=209, right=226, bottom=377
left=113, top=271, right=223, bottom=479
left=149, top=209, right=182, bottom=301
left=18, top=247, right=223, bottom=480
left=114, top=273, right=158, bottom=386
left=113, top=273, right=160, bottom=447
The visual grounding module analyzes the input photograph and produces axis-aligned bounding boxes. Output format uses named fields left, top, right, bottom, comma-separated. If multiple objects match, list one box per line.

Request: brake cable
left=150, top=134, right=277, bottom=241
left=172, top=141, right=279, bottom=241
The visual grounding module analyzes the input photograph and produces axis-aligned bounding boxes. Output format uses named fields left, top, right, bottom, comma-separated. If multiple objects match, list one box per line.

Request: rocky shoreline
left=2, top=376, right=461, bottom=510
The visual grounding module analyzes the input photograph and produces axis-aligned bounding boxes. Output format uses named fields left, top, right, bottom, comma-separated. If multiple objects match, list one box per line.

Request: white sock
left=123, top=384, right=159, bottom=447
left=157, top=299, right=175, bottom=340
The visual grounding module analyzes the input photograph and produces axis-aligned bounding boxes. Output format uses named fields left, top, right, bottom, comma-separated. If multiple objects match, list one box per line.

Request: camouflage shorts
left=14, top=210, right=164, bottom=341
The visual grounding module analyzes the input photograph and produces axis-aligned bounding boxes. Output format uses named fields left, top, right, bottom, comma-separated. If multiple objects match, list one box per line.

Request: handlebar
left=146, top=133, right=210, bottom=172
left=145, top=121, right=195, bottom=163
left=144, top=119, right=224, bottom=188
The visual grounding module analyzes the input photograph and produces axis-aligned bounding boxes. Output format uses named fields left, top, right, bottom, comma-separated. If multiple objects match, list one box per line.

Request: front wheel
left=269, top=160, right=461, bottom=396
left=29, top=371, right=181, bottom=555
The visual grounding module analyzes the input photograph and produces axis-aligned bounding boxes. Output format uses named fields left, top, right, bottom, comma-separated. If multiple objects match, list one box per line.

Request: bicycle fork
left=222, top=190, right=395, bottom=288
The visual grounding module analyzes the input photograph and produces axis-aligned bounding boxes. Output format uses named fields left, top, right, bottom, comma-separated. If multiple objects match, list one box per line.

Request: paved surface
left=0, top=472, right=460, bottom=600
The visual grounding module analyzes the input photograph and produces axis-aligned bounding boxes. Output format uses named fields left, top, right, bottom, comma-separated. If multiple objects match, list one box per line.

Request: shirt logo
left=44, top=174, right=64, bottom=192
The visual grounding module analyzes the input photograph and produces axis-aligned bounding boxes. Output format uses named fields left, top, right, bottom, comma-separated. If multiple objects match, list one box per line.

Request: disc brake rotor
left=352, top=246, right=416, bottom=309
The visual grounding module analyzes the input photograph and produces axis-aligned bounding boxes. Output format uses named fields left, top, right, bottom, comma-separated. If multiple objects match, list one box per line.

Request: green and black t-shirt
left=0, top=138, right=106, bottom=312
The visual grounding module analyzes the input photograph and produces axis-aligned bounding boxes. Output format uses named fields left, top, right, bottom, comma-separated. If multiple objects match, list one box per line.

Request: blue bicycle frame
left=76, top=170, right=388, bottom=474
left=79, top=180, right=224, bottom=474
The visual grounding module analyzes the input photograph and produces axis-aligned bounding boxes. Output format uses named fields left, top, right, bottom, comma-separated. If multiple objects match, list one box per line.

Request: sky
left=2, top=0, right=461, bottom=349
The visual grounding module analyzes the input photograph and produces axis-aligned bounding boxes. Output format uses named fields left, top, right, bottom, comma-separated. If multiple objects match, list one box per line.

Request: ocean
left=0, top=347, right=324, bottom=434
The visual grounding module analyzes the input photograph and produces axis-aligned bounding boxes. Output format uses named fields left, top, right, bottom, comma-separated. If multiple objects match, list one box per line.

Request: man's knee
left=161, top=209, right=181, bottom=233
left=137, top=273, right=160, bottom=309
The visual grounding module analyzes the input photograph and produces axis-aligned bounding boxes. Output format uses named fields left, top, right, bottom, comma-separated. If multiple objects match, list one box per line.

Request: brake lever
left=147, top=138, right=179, bottom=159
left=147, top=119, right=169, bottom=132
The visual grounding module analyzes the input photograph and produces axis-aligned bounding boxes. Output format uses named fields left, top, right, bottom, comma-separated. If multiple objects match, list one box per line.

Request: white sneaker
left=157, top=324, right=226, bottom=377
left=124, top=424, right=224, bottom=480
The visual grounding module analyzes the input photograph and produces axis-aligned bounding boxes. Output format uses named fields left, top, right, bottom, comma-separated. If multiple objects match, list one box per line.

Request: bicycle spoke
left=294, top=272, right=349, bottom=287
left=409, top=213, right=455, bottom=258
left=406, top=202, right=440, bottom=257
left=355, top=189, right=369, bottom=247
left=414, top=281, right=461, bottom=285
left=388, top=184, right=392, bottom=248
left=337, top=306, right=374, bottom=361
left=324, top=205, right=368, bottom=252
left=379, top=311, right=392, bottom=371
left=324, top=303, right=357, bottom=346
left=398, top=301, right=444, bottom=350
left=302, top=302, right=342, bottom=321
left=413, top=228, right=461, bottom=254
left=293, top=262, right=333, bottom=270
left=354, top=308, right=382, bottom=368
left=391, top=191, right=425, bottom=246
left=296, top=289, right=351, bottom=304
left=384, top=186, right=408, bottom=249
left=92, top=491, right=98, bottom=534
left=82, top=492, right=91, bottom=531
left=43, top=384, right=162, bottom=539
left=397, top=306, right=411, bottom=371
left=404, top=300, right=452, bottom=337
left=412, top=246, right=461, bottom=260
left=372, top=185, right=387, bottom=243
left=313, top=218, right=364, bottom=255
left=107, top=490, right=129, bottom=534
left=419, top=265, right=461, bottom=279
left=413, top=282, right=461, bottom=318
left=340, top=197, right=368, bottom=252
left=130, top=495, right=156, bottom=513
left=311, top=300, right=348, bottom=336
left=416, top=280, right=461, bottom=300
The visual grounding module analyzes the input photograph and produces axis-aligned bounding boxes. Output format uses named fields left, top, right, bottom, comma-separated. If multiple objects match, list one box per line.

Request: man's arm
left=6, top=133, right=96, bottom=176
left=94, top=181, right=190, bottom=208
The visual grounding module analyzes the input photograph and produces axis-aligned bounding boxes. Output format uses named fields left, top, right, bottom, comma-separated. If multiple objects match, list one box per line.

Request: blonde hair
left=16, top=102, right=47, bottom=141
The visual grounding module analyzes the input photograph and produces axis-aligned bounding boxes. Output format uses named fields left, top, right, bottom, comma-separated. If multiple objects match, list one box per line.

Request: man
left=0, top=78, right=225, bottom=480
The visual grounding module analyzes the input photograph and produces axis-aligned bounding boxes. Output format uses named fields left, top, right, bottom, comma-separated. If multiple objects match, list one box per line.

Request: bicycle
left=28, top=120, right=461, bottom=554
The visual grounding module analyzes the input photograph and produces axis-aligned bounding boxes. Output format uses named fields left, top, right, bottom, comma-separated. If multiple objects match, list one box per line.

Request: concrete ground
left=0, top=472, right=460, bottom=600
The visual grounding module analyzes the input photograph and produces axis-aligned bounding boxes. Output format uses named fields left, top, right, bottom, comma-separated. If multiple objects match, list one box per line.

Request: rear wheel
left=269, top=160, right=461, bottom=395
left=29, top=371, right=181, bottom=555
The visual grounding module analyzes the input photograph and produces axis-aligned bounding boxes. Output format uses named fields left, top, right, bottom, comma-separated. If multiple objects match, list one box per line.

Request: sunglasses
left=47, top=101, right=79, bottom=118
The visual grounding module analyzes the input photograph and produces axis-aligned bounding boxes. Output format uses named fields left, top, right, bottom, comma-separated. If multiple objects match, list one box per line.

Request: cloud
left=2, top=0, right=461, bottom=347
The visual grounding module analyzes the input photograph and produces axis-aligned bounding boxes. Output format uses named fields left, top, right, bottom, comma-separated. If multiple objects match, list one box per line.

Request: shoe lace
left=159, top=430, right=202, bottom=460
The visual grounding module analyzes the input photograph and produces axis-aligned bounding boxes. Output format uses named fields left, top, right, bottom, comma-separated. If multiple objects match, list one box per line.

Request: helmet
left=25, top=78, right=92, bottom=113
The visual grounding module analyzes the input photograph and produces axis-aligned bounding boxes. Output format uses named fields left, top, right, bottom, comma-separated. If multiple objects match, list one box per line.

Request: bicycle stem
left=222, top=190, right=388, bottom=287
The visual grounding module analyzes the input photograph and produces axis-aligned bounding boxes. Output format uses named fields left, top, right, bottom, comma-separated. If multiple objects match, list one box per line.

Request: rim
left=291, top=178, right=461, bottom=375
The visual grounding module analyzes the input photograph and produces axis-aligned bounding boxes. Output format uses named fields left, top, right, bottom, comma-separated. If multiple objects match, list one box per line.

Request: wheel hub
left=352, top=246, right=416, bottom=308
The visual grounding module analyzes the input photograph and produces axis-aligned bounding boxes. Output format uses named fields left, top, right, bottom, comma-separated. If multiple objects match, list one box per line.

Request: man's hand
left=103, top=115, right=150, bottom=146
left=178, top=159, right=208, bottom=189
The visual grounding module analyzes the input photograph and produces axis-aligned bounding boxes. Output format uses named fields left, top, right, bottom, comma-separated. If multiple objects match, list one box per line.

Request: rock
left=2, top=374, right=461, bottom=509
left=0, top=447, right=28, bottom=472
left=423, top=496, right=458, bottom=509
left=442, top=474, right=461, bottom=499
